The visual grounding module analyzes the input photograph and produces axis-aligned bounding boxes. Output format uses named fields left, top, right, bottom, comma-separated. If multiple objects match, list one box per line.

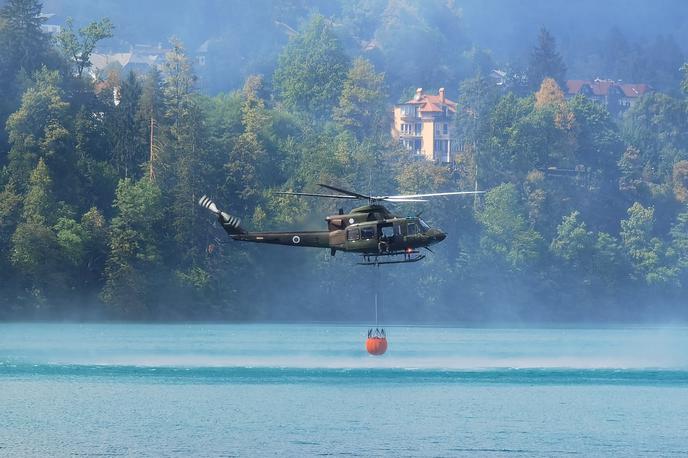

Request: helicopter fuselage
left=227, top=204, right=446, bottom=255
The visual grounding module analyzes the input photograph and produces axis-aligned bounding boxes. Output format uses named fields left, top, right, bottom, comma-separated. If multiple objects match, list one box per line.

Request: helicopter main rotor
left=276, top=183, right=484, bottom=204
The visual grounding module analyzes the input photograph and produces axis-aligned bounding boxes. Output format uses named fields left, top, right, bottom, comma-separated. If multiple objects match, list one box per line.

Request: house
left=89, top=43, right=169, bottom=79
left=566, top=79, right=651, bottom=115
left=39, top=13, right=61, bottom=35
left=391, top=88, right=457, bottom=162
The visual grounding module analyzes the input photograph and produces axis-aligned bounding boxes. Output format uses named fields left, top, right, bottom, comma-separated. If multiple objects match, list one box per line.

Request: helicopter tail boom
left=231, top=231, right=331, bottom=248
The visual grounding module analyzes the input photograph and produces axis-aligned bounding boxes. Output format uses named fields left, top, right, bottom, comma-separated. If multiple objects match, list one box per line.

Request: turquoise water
left=1, top=324, right=688, bottom=456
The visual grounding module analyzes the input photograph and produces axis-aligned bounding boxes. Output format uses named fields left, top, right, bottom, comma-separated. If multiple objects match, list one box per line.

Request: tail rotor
left=198, top=195, right=245, bottom=235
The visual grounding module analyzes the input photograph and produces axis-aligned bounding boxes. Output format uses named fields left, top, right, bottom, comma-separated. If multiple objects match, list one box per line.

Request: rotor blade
left=382, top=198, right=428, bottom=202
left=198, top=195, right=220, bottom=214
left=381, top=191, right=486, bottom=199
left=317, top=184, right=371, bottom=200
left=275, top=191, right=358, bottom=200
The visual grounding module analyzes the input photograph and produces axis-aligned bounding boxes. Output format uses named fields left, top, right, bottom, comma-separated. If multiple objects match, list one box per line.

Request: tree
left=673, top=160, right=688, bottom=203
left=5, top=68, right=70, bottom=188
left=333, top=57, right=387, bottom=139
left=101, top=178, right=163, bottom=318
left=477, top=183, right=543, bottom=270
left=550, top=211, right=594, bottom=267
left=670, top=208, right=688, bottom=273
left=109, top=71, right=143, bottom=178
left=10, top=159, right=62, bottom=301
left=623, top=93, right=688, bottom=190
left=620, top=202, right=677, bottom=285
left=56, top=17, right=114, bottom=78
left=618, top=146, right=645, bottom=195
left=0, top=0, right=51, bottom=83
left=534, top=77, right=574, bottom=130
left=136, top=68, right=164, bottom=181
left=274, top=14, right=349, bottom=117
left=527, top=28, right=567, bottom=91
left=225, top=75, right=271, bottom=202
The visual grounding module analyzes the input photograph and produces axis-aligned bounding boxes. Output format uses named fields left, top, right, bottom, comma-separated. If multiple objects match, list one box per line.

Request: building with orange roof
left=565, top=78, right=652, bottom=115
left=391, top=88, right=457, bottom=162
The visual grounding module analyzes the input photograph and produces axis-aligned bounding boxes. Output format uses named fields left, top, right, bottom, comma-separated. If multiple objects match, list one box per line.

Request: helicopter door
left=380, top=223, right=395, bottom=241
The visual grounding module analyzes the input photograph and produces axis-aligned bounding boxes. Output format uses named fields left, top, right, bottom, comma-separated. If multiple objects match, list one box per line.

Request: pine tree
left=109, top=71, right=143, bottom=178
left=527, top=28, right=567, bottom=91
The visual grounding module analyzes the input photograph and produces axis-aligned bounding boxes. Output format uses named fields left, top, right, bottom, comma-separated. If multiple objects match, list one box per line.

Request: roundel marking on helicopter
left=292, top=235, right=301, bottom=244
left=349, top=218, right=355, bottom=224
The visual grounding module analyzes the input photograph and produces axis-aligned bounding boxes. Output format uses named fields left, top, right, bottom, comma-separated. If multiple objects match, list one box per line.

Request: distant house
left=39, top=13, right=61, bottom=35
left=89, top=43, right=169, bottom=79
left=391, top=88, right=457, bottom=163
left=566, top=79, right=652, bottom=115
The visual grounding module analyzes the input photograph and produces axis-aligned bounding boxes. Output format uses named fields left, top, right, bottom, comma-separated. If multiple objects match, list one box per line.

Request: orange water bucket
left=366, top=337, right=388, bottom=355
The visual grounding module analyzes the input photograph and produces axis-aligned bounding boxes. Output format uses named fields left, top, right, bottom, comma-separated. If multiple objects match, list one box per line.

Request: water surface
left=1, top=324, right=687, bottom=456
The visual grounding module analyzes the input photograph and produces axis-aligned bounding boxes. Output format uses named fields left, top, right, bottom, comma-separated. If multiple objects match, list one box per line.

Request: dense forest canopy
left=0, top=0, right=687, bottom=322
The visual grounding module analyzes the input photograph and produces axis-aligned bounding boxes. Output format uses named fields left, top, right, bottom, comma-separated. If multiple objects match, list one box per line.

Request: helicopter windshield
left=418, top=219, right=431, bottom=232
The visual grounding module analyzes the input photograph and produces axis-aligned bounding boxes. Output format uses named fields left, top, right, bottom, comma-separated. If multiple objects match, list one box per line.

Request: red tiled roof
left=621, top=84, right=651, bottom=97
left=566, top=79, right=651, bottom=98
left=403, top=93, right=457, bottom=114
left=566, top=80, right=586, bottom=94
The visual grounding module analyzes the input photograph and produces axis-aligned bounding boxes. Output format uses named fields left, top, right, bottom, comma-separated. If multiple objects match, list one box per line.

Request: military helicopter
left=199, top=184, right=484, bottom=265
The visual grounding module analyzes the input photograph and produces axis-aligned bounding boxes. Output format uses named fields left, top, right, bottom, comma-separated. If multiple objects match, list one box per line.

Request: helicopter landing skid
left=358, top=250, right=426, bottom=266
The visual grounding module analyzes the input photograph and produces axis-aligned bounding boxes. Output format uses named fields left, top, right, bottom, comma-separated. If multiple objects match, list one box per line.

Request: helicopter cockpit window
left=419, top=219, right=431, bottom=232
left=360, top=226, right=376, bottom=240
left=407, top=222, right=418, bottom=236
left=347, top=228, right=360, bottom=241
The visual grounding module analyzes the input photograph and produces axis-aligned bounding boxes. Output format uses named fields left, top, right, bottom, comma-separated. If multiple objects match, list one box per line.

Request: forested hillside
left=0, top=0, right=687, bottom=322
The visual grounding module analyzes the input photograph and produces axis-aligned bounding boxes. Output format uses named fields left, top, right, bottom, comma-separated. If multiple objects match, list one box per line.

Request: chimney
left=414, top=87, right=423, bottom=101
left=439, top=87, right=445, bottom=103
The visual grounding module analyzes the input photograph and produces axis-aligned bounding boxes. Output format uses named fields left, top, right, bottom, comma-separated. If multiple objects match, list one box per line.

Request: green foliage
left=623, top=93, right=688, bottom=193
left=620, top=202, right=677, bottom=285
left=101, top=178, right=163, bottom=317
left=274, top=14, right=349, bottom=118
left=0, top=0, right=52, bottom=85
left=333, top=57, right=387, bottom=139
left=477, top=183, right=543, bottom=270
left=56, top=17, right=114, bottom=78
left=109, top=71, right=143, bottom=178
left=550, top=211, right=594, bottom=265
left=6, top=68, right=70, bottom=186
left=670, top=208, right=688, bottom=271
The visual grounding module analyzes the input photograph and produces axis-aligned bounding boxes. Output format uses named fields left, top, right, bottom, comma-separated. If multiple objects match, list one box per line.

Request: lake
left=1, top=323, right=687, bottom=456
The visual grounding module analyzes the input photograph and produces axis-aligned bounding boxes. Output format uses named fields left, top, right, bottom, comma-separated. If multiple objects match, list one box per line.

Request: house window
left=443, top=123, right=448, bottom=134
left=415, top=123, right=422, bottom=135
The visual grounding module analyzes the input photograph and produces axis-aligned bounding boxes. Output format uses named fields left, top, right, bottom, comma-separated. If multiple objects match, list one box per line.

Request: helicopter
left=199, top=184, right=484, bottom=265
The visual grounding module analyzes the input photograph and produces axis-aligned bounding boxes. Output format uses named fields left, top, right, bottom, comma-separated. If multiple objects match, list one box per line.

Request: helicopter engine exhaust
left=198, top=195, right=246, bottom=235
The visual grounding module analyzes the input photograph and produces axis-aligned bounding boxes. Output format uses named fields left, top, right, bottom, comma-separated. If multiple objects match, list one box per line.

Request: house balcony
left=399, top=132, right=422, bottom=139
left=400, top=113, right=421, bottom=121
